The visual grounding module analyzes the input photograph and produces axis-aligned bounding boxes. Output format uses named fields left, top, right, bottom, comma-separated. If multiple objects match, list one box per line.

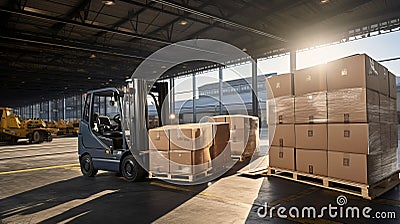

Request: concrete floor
left=0, top=136, right=399, bottom=224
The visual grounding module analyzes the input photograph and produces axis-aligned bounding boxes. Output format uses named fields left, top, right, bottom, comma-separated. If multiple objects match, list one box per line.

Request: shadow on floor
left=245, top=176, right=400, bottom=224
left=0, top=159, right=249, bottom=223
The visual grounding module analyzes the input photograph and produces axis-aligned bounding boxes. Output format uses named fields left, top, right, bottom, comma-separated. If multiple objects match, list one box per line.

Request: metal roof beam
left=145, top=0, right=213, bottom=38
left=51, top=0, right=92, bottom=33
left=0, top=7, right=172, bottom=45
left=150, top=0, right=286, bottom=42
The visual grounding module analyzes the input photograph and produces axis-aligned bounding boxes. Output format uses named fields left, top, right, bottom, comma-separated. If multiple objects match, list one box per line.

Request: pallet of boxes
left=211, top=115, right=259, bottom=161
left=148, top=122, right=231, bottom=182
left=267, top=54, right=400, bottom=199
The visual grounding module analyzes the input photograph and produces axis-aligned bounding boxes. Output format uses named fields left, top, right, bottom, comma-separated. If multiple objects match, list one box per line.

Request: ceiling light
left=89, top=53, right=96, bottom=59
left=102, top=0, right=116, bottom=6
left=87, top=77, right=92, bottom=80
left=179, top=19, right=189, bottom=26
left=320, top=0, right=329, bottom=4
left=242, top=48, right=247, bottom=52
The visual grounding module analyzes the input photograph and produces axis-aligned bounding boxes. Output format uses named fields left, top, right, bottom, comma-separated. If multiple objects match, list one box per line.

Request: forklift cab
left=78, top=80, right=169, bottom=182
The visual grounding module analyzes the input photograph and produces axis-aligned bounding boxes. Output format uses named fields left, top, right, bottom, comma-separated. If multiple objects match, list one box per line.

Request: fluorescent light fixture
left=102, top=0, right=116, bottom=6
left=179, top=19, right=189, bottom=25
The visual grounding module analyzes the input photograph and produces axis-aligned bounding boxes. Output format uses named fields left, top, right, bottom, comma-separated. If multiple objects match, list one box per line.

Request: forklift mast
left=124, top=79, right=169, bottom=156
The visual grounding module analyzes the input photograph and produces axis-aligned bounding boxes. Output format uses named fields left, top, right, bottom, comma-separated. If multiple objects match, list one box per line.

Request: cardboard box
left=327, top=88, right=379, bottom=123
left=269, top=147, right=295, bottom=170
left=295, top=91, right=327, bottom=123
left=149, top=149, right=169, bottom=173
left=295, top=124, right=327, bottom=150
left=328, top=151, right=381, bottom=184
left=294, top=64, right=326, bottom=96
left=211, top=115, right=258, bottom=130
left=149, top=126, right=170, bottom=151
left=389, top=71, right=397, bottom=99
left=378, top=64, right=389, bottom=95
left=328, top=123, right=380, bottom=154
left=389, top=98, right=397, bottom=123
left=267, top=96, right=294, bottom=124
left=266, top=73, right=294, bottom=98
left=296, top=149, right=327, bottom=176
left=380, top=94, right=390, bottom=124
left=390, top=124, right=398, bottom=150
left=230, top=128, right=259, bottom=157
left=208, top=122, right=230, bottom=161
left=269, top=124, right=295, bottom=147
left=326, top=54, right=381, bottom=92
left=210, top=142, right=232, bottom=170
left=380, top=123, right=390, bottom=152
left=381, top=148, right=398, bottom=179
left=169, top=148, right=210, bottom=175
left=169, top=123, right=213, bottom=150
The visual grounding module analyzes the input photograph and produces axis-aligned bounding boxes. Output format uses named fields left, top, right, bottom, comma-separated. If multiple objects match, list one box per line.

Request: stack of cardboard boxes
left=268, top=54, right=398, bottom=185
left=149, top=122, right=230, bottom=177
left=266, top=73, right=296, bottom=170
left=212, top=115, right=259, bottom=159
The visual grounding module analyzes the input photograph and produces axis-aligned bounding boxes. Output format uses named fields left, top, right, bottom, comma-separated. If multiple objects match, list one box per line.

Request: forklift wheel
left=121, top=155, right=144, bottom=182
left=80, top=155, right=98, bottom=177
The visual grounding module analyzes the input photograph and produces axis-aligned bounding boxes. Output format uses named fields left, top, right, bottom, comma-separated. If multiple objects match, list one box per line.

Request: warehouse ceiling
left=0, top=0, right=400, bottom=106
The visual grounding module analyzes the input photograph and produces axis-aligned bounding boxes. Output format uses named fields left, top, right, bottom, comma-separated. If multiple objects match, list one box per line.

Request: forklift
left=78, top=79, right=169, bottom=181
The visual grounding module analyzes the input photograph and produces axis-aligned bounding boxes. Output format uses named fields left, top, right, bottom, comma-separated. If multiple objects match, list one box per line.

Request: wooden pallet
left=149, top=168, right=212, bottom=182
left=267, top=167, right=400, bottom=200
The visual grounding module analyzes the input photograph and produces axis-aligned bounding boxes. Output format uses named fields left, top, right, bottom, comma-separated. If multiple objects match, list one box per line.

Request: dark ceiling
left=0, top=0, right=399, bottom=107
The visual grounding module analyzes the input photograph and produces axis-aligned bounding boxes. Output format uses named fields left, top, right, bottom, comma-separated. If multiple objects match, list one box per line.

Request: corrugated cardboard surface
left=294, top=64, right=327, bottom=96
left=230, top=128, right=259, bottom=157
left=230, top=141, right=246, bottom=156
left=296, top=149, right=327, bottom=176
left=266, top=73, right=294, bottom=98
left=148, top=127, right=170, bottom=151
left=210, top=142, right=232, bottom=169
left=149, top=149, right=169, bottom=173
left=169, top=148, right=211, bottom=165
left=378, top=64, right=389, bottom=95
left=269, top=124, right=295, bottom=147
left=390, top=124, right=398, bottom=149
left=295, top=124, right=327, bottom=150
left=328, top=123, right=380, bottom=154
left=328, top=151, right=381, bottom=184
left=379, top=94, right=390, bottom=124
left=267, top=96, right=294, bottom=124
left=389, top=72, right=397, bottom=99
left=210, top=122, right=230, bottom=159
left=380, top=123, right=390, bottom=152
left=389, top=98, right=397, bottom=123
left=269, top=147, right=295, bottom=170
left=211, top=115, right=258, bottom=130
left=326, top=54, right=380, bottom=92
left=169, top=124, right=213, bottom=150
left=381, top=148, right=398, bottom=179
left=327, top=88, right=379, bottom=123
left=295, top=91, right=327, bottom=123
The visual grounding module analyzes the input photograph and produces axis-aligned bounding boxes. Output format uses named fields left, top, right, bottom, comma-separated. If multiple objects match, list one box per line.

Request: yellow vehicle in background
left=0, top=107, right=53, bottom=144
left=45, top=120, right=59, bottom=135
left=56, top=120, right=79, bottom=136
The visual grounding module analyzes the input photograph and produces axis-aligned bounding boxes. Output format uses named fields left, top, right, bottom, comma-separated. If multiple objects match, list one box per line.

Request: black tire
left=80, top=155, right=98, bottom=177
left=121, top=155, right=145, bottom=182
left=46, top=134, right=53, bottom=142
left=32, top=131, right=41, bottom=143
